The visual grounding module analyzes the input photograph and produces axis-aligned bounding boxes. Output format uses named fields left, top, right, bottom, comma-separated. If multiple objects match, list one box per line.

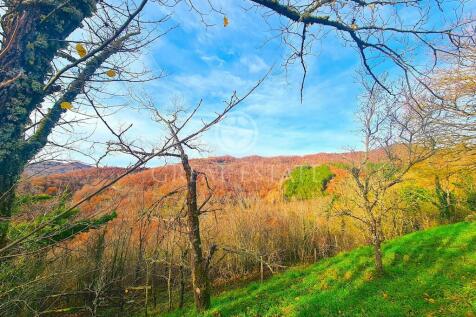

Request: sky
left=52, top=0, right=474, bottom=167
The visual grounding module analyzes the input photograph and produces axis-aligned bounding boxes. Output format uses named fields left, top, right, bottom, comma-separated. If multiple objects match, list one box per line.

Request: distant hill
left=24, top=161, right=91, bottom=176
left=163, top=221, right=476, bottom=317
left=20, top=151, right=373, bottom=200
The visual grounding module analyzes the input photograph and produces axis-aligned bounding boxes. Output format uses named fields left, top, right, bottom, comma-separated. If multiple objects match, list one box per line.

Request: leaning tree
left=0, top=0, right=164, bottom=247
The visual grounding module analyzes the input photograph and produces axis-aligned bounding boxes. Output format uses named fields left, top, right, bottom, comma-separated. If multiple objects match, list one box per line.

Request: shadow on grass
left=293, top=222, right=476, bottom=317
left=164, top=222, right=476, bottom=317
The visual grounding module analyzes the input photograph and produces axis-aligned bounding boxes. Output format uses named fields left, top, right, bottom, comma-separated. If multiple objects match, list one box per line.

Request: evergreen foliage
left=8, top=194, right=116, bottom=247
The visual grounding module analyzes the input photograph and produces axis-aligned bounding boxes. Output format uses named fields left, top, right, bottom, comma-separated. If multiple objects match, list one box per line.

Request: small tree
left=172, top=131, right=214, bottom=311
left=109, top=79, right=265, bottom=311
left=148, top=107, right=218, bottom=311
left=332, top=82, right=436, bottom=275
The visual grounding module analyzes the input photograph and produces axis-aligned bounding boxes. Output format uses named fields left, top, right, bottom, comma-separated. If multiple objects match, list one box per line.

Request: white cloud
left=41, top=0, right=370, bottom=166
left=240, top=55, right=269, bottom=74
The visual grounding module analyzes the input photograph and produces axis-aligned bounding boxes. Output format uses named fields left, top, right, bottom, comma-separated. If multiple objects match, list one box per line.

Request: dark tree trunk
left=180, top=153, right=211, bottom=311
left=0, top=0, right=98, bottom=247
left=0, top=174, right=18, bottom=248
left=151, top=228, right=161, bottom=309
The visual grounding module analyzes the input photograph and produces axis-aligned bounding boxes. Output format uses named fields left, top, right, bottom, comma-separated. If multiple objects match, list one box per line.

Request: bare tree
left=166, top=119, right=216, bottom=311
left=424, top=34, right=476, bottom=157
left=138, top=101, right=219, bottom=311
left=247, top=0, right=473, bottom=99
left=332, top=82, right=436, bottom=275
left=85, top=68, right=266, bottom=309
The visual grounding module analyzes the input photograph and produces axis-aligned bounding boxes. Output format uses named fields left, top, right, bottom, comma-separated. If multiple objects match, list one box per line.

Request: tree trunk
left=145, top=262, right=149, bottom=317
left=0, top=177, right=16, bottom=248
left=178, top=255, right=186, bottom=309
left=165, top=119, right=213, bottom=311
left=167, top=261, right=172, bottom=311
left=151, top=260, right=159, bottom=309
left=372, top=234, right=384, bottom=275
left=0, top=0, right=98, bottom=248
left=181, top=154, right=211, bottom=311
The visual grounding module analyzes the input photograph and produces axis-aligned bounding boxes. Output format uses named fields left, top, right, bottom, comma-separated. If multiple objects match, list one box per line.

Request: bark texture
left=0, top=0, right=98, bottom=246
left=179, top=153, right=211, bottom=311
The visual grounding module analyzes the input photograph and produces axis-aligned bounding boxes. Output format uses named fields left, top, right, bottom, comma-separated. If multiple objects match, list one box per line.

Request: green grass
left=162, top=221, right=476, bottom=317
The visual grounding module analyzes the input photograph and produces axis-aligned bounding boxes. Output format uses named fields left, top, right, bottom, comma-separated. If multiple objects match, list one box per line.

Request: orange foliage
left=21, top=152, right=382, bottom=249
left=45, top=186, right=58, bottom=195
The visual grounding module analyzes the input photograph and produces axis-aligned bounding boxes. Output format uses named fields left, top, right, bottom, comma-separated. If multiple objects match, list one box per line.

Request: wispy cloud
left=50, top=0, right=369, bottom=166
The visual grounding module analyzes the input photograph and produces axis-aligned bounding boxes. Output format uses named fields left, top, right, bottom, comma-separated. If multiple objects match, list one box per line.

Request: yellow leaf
left=106, top=69, right=117, bottom=78
left=382, top=292, right=388, bottom=299
left=60, top=101, right=73, bottom=110
left=224, top=16, right=229, bottom=27
left=75, top=43, right=87, bottom=58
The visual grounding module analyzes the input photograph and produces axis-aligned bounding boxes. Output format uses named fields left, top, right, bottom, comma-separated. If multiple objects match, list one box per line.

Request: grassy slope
left=163, top=221, right=476, bottom=317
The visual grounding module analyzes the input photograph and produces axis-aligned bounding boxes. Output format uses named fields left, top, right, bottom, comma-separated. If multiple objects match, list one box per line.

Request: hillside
left=20, top=152, right=368, bottom=199
left=23, top=160, right=91, bottom=176
left=164, top=221, right=476, bottom=317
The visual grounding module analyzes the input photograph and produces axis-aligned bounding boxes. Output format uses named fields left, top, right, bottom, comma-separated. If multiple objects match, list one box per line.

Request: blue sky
left=139, top=1, right=362, bottom=161
left=55, top=0, right=474, bottom=166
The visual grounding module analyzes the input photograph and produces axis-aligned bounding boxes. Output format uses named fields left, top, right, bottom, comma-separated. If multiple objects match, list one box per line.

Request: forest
left=0, top=0, right=475, bottom=316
